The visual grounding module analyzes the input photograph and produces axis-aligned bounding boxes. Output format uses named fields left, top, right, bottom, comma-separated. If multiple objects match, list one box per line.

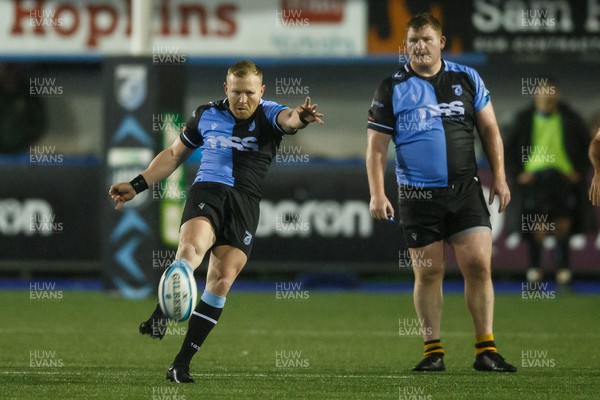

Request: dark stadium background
left=1, top=0, right=598, bottom=291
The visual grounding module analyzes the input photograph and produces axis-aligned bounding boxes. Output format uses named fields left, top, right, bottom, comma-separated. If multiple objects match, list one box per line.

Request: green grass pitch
left=1, top=289, right=599, bottom=399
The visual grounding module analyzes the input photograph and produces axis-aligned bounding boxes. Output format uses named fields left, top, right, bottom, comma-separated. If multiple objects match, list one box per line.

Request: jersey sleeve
left=467, top=68, right=491, bottom=113
left=261, top=100, right=289, bottom=133
left=368, top=77, right=395, bottom=134
left=179, top=106, right=204, bottom=149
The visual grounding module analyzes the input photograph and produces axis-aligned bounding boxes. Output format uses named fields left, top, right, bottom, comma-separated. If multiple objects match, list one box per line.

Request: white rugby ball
left=158, top=260, right=197, bottom=322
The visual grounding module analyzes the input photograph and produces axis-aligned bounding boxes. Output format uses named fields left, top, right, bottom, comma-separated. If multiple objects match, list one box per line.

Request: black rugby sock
left=173, top=299, right=224, bottom=366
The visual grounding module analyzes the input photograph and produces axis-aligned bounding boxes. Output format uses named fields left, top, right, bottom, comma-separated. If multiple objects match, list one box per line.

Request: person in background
left=507, top=80, right=590, bottom=285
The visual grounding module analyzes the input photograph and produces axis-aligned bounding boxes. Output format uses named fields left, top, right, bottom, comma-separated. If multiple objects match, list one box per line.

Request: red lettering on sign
left=87, top=5, right=118, bottom=46
left=216, top=4, right=237, bottom=36
left=179, top=4, right=208, bottom=36
left=8, top=0, right=239, bottom=48
left=54, top=4, right=79, bottom=36
left=11, top=0, right=45, bottom=35
left=281, top=0, right=345, bottom=23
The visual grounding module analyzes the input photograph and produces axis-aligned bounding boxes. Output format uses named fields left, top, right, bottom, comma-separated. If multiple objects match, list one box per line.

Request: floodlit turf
left=1, top=289, right=599, bottom=399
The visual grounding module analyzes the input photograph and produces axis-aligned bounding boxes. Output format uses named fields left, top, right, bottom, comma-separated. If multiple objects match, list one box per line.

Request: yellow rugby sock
left=475, top=333, right=497, bottom=355
left=423, top=339, right=445, bottom=358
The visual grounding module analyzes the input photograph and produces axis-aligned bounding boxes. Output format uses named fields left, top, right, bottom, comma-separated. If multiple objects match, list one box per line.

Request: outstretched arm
left=277, top=96, right=324, bottom=134
left=108, top=137, right=194, bottom=209
left=366, top=129, right=394, bottom=220
left=476, top=101, right=511, bottom=213
left=589, top=127, right=600, bottom=206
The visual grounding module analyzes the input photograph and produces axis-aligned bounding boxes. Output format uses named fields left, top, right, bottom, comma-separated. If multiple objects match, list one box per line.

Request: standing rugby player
left=109, top=60, right=324, bottom=383
left=366, top=13, right=516, bottom=372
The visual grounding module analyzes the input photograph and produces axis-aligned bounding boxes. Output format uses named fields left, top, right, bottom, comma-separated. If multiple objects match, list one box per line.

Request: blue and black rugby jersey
left=368, top=60, right=490, bottom=187
left=180, top=98, right=288, bottom=198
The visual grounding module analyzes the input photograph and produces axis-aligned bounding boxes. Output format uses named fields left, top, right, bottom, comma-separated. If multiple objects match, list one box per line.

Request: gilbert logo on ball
left=158, top=259, right=197, bottom=321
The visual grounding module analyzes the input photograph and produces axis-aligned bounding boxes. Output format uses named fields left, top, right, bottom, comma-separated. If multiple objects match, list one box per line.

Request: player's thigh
left=205, top=245, right=248, bottom=296
left=450, top=229, right=492, bottom=279
left=410, top=240, right=445, bottom=281
left=177, top=217, right=217, bottom=259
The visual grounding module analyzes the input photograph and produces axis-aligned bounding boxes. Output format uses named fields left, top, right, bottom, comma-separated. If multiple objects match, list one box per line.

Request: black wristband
left=299, top=115, right=309, bottom=125
left=130, top=174, right=149, bottom=194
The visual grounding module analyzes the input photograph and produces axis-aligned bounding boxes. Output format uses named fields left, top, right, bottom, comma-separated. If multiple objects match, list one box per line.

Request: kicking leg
left=168, top=245, right=247, bottom=383
left=140, top=217, right=216, bottom=339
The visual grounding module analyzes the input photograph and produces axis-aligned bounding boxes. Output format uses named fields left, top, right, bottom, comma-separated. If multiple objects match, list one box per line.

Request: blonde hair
left=227, top=60, right=263, bottom=80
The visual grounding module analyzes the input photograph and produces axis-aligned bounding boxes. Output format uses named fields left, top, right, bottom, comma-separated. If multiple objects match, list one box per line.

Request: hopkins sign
left=0, top=0, right=366, bottom=56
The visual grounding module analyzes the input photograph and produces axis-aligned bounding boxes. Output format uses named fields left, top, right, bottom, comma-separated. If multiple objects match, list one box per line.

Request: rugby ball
left=158, top=260, right=197, bottom=322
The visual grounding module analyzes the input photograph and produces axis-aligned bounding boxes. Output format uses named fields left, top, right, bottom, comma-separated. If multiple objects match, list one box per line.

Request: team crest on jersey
left=243, top=230, right=253, bottom=245
left=249, top=120, right=256, bottom=132
left=452, top=84, right=462, bottom=96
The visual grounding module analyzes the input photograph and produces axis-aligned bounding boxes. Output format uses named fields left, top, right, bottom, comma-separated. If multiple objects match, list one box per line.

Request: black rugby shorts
left=181, top=182, right=259, bottom=257
left=397, top=176, right=491, bottom=248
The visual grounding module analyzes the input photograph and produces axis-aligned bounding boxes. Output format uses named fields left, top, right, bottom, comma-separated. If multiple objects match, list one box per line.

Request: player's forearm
left=480, top=126, right=507, bottom=180
left=366, top=148, right=388, bottom=196
left=140, top=147, right=184, bottom=185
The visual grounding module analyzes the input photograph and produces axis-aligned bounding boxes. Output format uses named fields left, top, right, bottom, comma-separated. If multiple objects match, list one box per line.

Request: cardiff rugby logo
left=115, top=65, right=147, bottom=111
left=452, top=84, right=462, bottom=96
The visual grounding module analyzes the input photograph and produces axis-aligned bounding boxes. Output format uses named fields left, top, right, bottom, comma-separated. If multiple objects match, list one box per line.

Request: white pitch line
left=0, top=370, right=410, bottom=379
left=195, top=372, right=411, bottom=379
left=0, top=371, right=81, bottom=375
left=240, top=329, right=600, bottom=339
